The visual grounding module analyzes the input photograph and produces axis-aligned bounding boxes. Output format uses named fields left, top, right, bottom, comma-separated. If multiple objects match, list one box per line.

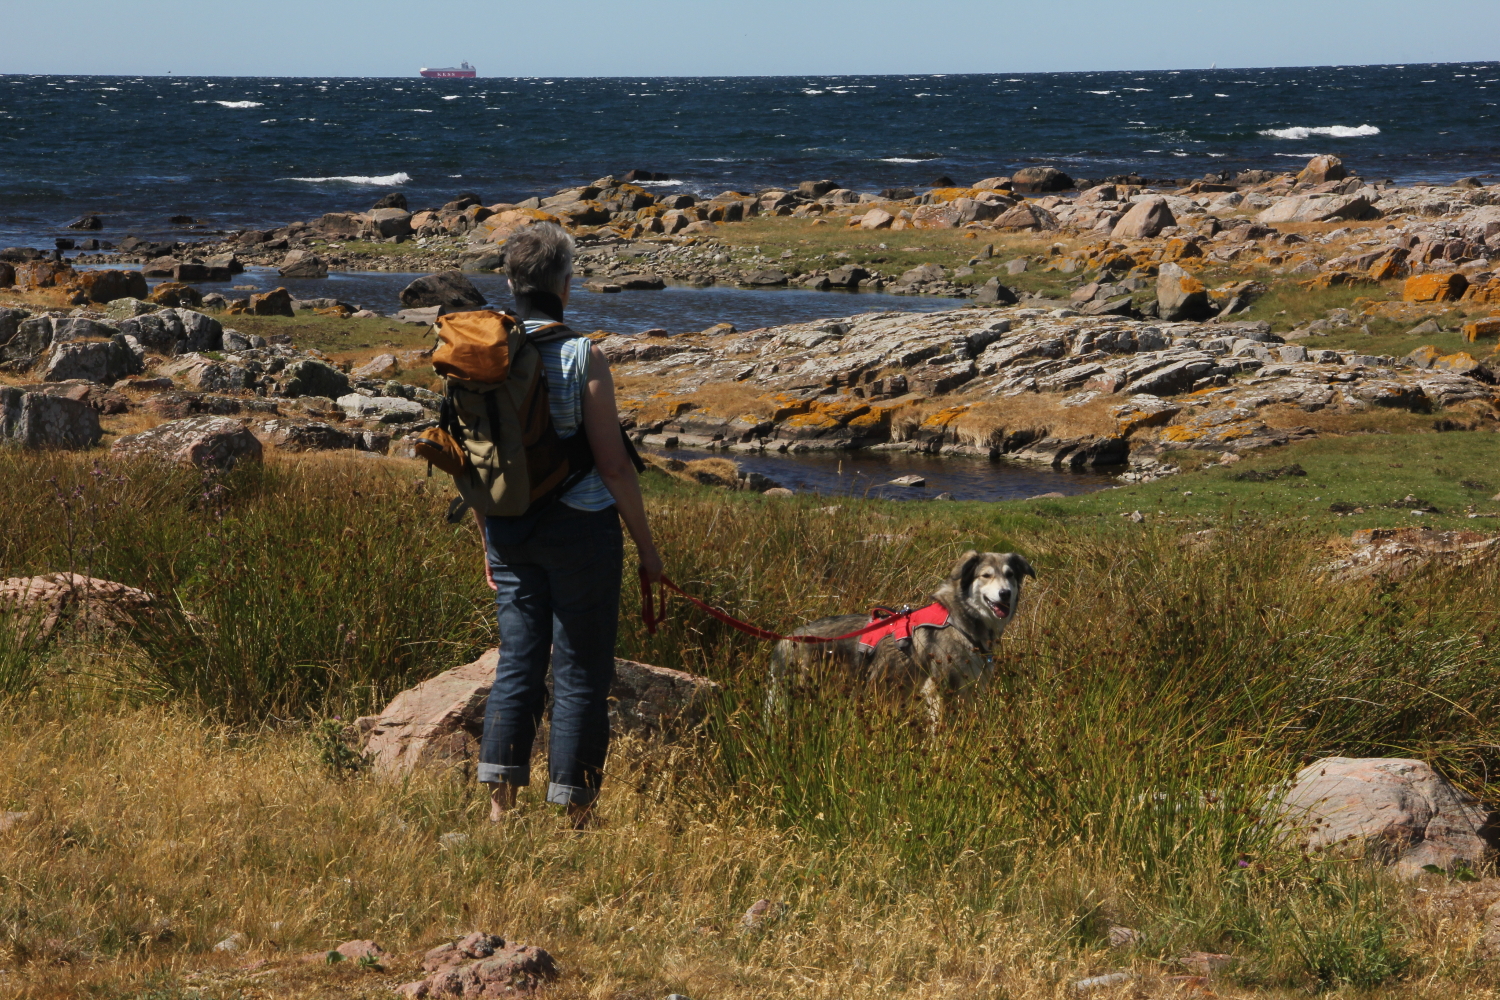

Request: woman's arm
left=581, top=344, right=663, bottom=581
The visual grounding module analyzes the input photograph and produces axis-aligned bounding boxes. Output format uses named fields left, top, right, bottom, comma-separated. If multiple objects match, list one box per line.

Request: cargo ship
left=420, top=62, right=476, bottom=79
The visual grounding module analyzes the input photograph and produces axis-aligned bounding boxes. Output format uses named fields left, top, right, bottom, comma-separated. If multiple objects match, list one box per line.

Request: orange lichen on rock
left=1404, top=273, right=1469, bottom=303
left=1463, top=318, right=1500, bottom=342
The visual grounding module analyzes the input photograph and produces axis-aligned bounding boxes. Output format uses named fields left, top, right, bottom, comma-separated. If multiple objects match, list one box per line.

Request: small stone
left=439, top=831, right=470, bottom=847
left=214, top=932, right=248, bottom=953
left=762, top=487, right=795, bottom=497
left=889, top=474, right=926, bottom=487
left=740, top=898, right=779, bottom=929
left=1072, top=972, right=1132, bottom=992
left=0, top=811, right=31, bottom=832
left=1106, top=925, right=1142, bottom=948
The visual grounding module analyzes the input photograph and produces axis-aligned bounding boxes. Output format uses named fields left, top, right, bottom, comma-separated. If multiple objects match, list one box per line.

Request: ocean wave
left=441, top=95, right=460, bottom=100
left=1086, top=90, right=1114, bottom=95
left=1259, top=124, right=1381, bottom=139
left=880, top=157, right=934, bottom=163
left=284, top=171, right=412, bottom=185
left=632, top=179, right=682, bottom=186
left=213, top=100, right=263, bottom=109
left=1273, top=152, right=1322, bottom=158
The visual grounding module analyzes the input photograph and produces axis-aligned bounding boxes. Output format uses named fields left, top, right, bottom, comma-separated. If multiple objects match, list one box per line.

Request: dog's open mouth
left=986, top=598, right=1009, bottom=618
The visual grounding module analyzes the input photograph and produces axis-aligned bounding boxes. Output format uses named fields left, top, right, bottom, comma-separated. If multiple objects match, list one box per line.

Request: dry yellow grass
left=3, top=696, right=1499, bottom=1000
left=625, top=383, right=779, bottom=424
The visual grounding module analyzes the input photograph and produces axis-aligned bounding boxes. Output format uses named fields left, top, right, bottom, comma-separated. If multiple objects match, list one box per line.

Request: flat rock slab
left=360, top=648, right=719, bottom=776
left=0, top=572, right=153, bottom=640
left=111, top=415, right=262, bottom=469
left=1276, top=756, right=1496, bottom=877
left=1323, top=528, right=1500, bottom=582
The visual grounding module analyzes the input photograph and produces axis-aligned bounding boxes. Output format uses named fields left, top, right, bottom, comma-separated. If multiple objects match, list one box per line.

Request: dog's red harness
left=641, top=569, right=944, bottom=644
left=855, top=602, right=951, bottom=651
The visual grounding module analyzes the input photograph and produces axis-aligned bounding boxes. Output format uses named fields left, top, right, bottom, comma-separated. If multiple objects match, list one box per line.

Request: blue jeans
left=478, top=503, right=622, bottom=806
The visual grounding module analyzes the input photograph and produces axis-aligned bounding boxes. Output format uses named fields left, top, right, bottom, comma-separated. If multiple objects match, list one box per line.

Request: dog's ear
left=1007, top=553, right=1037, bottom=580
left=951, top=550, right=981, bottom=587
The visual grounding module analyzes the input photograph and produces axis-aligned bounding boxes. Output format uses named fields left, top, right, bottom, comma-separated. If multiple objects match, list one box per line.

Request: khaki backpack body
left=413, top=309, right=595, bottom=518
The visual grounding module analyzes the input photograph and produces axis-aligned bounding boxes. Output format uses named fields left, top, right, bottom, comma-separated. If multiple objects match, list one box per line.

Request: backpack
left=411, top=309, right=602, bottom=518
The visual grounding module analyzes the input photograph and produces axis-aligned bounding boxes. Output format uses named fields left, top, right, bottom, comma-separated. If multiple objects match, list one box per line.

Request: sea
left=2, top=64, right=1499, bottom=249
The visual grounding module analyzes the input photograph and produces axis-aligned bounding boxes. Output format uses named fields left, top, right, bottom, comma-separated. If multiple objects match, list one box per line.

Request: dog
left=770, top=551, right=1036, bottom=725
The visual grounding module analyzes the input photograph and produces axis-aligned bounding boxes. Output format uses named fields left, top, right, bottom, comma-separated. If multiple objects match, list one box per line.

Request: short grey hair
left=504, top=222, right=574, bottom=298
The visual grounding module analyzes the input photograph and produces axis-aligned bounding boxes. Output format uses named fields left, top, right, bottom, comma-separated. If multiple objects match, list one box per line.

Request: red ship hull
left=420, top=69, right=476, bottom=79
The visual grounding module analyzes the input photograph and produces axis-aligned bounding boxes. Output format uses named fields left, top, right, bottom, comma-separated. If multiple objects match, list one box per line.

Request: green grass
left=1018, top=430, right=1500, bottom=529
left=222, top=313, right=431, bottom=356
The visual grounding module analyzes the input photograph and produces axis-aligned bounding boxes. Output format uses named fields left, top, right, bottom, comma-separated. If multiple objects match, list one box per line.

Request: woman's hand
left=484, top=556, right=498, bottom=591
left=638, top=545, right=664, bottom=584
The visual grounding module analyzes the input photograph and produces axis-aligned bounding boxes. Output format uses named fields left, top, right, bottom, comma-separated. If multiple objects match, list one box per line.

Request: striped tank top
left=525, top=319, right=614, bottom=511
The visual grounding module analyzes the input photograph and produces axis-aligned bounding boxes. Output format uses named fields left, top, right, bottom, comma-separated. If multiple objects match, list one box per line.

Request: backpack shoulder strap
left=526, top=321, right=583, bottom=345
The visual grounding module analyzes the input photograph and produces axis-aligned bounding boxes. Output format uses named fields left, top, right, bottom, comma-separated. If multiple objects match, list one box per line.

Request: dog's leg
left=920, top=676, right=945, bottom=733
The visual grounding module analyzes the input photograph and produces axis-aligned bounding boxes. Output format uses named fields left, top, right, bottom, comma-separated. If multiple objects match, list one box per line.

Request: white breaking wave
left=880, top=157, right=933, bottom=163
left=442, top=95, right=460, bottom=100
left=632, top=179, right=683, bottom=186
left=285, top=171, right=412, bottom=185
left=1259, top=124, right=1381, bottom=139
left=1087, top=90, right=1113, bottom=95
left=214, top=100, right=263, bottom=108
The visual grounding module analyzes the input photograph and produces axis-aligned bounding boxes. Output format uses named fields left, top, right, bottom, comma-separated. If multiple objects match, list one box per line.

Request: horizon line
left=2, top=59, right=1496, bottom=81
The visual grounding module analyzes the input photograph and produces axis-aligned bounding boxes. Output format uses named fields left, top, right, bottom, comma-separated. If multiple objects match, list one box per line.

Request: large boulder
left=398, top=933, right=558, bottom=998
left=0, top=387, right=102, bottom=449
left=1276, top=757, right=1495, bottom=877
left=73, top=269, right=148, bottom=304
left=248, top=287, right=295, bottom=317
left=358, top=648, right=720, bottom=776
left=42, top=337, right=144, bottom=384
left=1112, top=196, right=1177, bottom=239
left=277, top=250, right=328, bottom=278
left=1256, top=193, right=1377, bottom=224
left=111, top=415, right=262, bottom=469
left=312, top=212, right=367, bottom=238
left=0, top=307, right=27, bottom=352
left=279, top=359, right=350, bottom=399
left=364, top=208, right=413, bottom=240
left=993, top=201, right=1059, bottom=231
left=1297, top=154, right=1347, bottom=185
left=371, top=192, right=408, bottom=211
left=398, top=270, right=486, bottom=309
left=1010, top=166, right=1074, bottom=193
left=1156, top=262, right=1213, bottom=321
left=0, top=572, right=154, bottom=641
left=3, top=316, right=56, bottom=367
left=336, top=393, right=425, bottom=423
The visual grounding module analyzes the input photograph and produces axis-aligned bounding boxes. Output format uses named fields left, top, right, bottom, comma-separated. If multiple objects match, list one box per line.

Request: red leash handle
left=638, top=567, right=919, bottom=644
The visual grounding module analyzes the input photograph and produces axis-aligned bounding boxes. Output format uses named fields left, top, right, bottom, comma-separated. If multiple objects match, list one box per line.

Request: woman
left=477, top=222, right=664, bottom=828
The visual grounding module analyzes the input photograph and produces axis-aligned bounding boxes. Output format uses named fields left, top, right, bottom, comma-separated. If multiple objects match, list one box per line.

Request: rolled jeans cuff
left=477, top=764, right=529, bottom=786
left=547, top=781, right=596, bottom=807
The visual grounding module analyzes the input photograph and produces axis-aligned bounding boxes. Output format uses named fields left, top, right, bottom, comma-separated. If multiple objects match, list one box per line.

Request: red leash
left=639, top=567, right=922, bottom=643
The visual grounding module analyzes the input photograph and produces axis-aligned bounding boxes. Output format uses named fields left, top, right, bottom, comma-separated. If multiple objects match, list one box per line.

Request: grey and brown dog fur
left=770, top=551, right=1036, bottom=723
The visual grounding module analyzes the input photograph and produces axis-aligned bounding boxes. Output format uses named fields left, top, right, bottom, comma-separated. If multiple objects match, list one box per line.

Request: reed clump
left=2, top=450, right=1500, bottom=998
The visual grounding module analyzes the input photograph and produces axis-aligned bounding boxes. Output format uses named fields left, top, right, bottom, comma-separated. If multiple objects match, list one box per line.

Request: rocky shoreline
left=10, top=155, right=1496, bottom=302
left=2, top=155, right=1498, bottom=488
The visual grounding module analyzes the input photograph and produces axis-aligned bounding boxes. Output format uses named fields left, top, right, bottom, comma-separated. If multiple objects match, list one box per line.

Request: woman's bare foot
left=485, top=782, right=517, bottom=822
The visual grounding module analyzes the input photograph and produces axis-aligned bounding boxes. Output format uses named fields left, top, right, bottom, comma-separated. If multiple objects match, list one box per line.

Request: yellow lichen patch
left=1462, top=278, right=1500, bottom=305
left=1463, top=318, right=1500, bottom=342
left=926, top=187, right=982, bottom=203
left=1404, top=273, right=1468, bottom=303
left=921, top=405, right=972, bottom=429
left=1161, top=238, right=1204, bottom=262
